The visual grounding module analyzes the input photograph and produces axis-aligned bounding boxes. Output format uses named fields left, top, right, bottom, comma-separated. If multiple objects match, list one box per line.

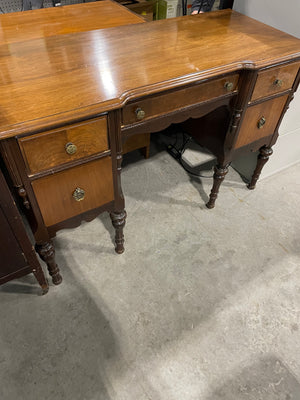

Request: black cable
left=166, top=132, right=214, bottom=178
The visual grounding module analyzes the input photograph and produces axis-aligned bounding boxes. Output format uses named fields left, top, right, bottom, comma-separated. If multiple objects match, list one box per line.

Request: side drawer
left=234, top=95, right=288, bottom=149
left=18, top=116, right=109, bottom=174
left=31, top=157, right=114, bottom=227
left=122, top=74, right=239, bottom=126
left=251, top=62, right=299, bottom=102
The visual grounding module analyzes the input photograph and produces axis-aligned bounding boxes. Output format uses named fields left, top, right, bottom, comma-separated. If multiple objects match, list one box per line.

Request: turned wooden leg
left=206, top=163, right=230, bottom=209
left=35, top=241, right=62, bottom=285
left=32, top=265, right=49, bottom=295
left=110, top=210, right=127, bottom=254
left=248, top=146, right=273, bottom=190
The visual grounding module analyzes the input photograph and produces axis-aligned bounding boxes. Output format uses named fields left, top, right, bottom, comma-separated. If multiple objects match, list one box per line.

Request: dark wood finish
left=18, top=117, right=109, bottom=174
left=0, top=168, right=48, bottom=293
left=0, top=6, right=300, bottom=283
left=248, top=146, right=273, bottom=190
left=110, top=210, right=127, bottom=254
left=35, top=241, right=62, bottom=286
left=206, top=164, right=230, bottom=209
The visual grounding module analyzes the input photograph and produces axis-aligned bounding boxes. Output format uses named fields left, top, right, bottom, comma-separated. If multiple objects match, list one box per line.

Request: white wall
left=232, top=0, right=300, bottom=180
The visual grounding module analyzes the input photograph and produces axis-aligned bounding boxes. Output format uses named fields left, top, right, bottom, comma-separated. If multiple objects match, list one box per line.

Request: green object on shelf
left=157, top=0, right=179, bottom=19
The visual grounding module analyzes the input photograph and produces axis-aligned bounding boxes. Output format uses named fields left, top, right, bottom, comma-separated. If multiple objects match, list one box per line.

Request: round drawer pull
left=65, top=142, right=77, bottom=155
left=135, top=108, right=146, bottom=120
left=273, top=78, right=283, bottom=87
left=72, top=187, right=85, bottom=201
left=257, top=116, right=266, bottom=129
left=224, top=81, right=234, bottom=92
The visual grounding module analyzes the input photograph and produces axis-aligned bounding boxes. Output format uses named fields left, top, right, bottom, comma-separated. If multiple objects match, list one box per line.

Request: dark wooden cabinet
left=0, top=168, right=48, bottom=294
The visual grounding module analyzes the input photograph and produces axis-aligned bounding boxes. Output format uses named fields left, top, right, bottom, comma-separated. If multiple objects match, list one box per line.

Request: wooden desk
left=0, top=4, right=299, bottom=284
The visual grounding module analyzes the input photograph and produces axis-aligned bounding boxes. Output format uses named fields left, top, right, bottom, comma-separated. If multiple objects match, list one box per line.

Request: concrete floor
left=1, top=133, right=300, bottom=400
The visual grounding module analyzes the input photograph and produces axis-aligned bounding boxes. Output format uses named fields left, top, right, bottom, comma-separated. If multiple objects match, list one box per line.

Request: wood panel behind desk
left=0, top=1, right=144, bottom=43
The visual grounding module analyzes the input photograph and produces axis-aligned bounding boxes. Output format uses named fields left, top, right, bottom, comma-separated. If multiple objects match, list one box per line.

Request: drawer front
left=19, top=117, right=108, bottom=174
left=31, top=157, right=114, bottom=227
left=251, top=62, right=299, bottom=102
left=234, top=95, right=288, bottom=149
left=122, top=74, right=239, bottom=126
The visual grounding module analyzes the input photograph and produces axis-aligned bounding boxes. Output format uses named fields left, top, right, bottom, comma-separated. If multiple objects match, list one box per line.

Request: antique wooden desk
left=0, top=3, right=299, bottom=285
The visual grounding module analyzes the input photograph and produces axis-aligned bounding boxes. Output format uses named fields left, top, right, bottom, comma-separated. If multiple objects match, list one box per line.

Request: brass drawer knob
left=135, top=108, right=146, bottom=120
left=72, top=187, right=85, bottom=201
left=224, top=81, right=234, bottom=92
left=65, top=142, right=77, bottom=155
left=257, top=116, right=266, bottom=129
left=273, top=78, right=283, bottom=87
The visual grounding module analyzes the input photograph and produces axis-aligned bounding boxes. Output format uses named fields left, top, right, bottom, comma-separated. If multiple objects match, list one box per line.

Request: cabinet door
left=0, top=207, right=27, bottom=281
left=0, top=167, right=48, bottom=291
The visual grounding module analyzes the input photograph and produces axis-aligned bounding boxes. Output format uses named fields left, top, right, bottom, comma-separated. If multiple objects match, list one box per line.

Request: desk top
left=0, top=6, right=300, bottom=138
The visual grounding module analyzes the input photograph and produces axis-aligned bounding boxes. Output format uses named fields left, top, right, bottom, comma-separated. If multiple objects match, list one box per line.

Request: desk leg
left=206, top=163, right=230, bottom=209
left=110, top=210, right=127, bottom=254
left=35, top=241, right=62, bottom=285
left=32, top=265, right=49, bottom=295
left=248, top=146, right=273, bottom=190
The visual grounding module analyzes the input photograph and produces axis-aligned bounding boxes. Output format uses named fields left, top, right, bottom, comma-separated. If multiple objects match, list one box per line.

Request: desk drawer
left=19, top=117, right=108, bottom=174
left=234, top=95, right=288, bottom=149
left=31, top=157, right=114, bottom=227
left=251, top=62, right=299, bottom=102
left=122, top=74, right=239, bottom=126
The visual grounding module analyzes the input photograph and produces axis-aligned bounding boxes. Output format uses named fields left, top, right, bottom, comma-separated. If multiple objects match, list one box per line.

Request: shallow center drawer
left=122, top=74, right=239, bottom=126
left=18, top=116, right=108, bottom=174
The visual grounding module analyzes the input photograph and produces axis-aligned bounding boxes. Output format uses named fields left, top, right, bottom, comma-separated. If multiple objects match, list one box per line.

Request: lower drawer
left=234, top=95, right=288, bottom=149
left=31, top=157, right=114, bottom=227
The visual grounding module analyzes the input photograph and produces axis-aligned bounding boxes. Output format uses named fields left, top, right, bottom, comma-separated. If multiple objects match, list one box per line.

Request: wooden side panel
left=234, top=95, right=288, bottom=149
left=19, top=117, right=108, bottom=174
left=31, top=157, right=114, bottom=227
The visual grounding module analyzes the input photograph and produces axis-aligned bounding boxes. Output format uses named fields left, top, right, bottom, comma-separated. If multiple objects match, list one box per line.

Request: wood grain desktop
left=0, top=2, right=299, bottom=285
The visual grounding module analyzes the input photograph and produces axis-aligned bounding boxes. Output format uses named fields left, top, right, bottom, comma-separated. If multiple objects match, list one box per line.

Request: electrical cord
left=166, top=133, right=214, bottom=178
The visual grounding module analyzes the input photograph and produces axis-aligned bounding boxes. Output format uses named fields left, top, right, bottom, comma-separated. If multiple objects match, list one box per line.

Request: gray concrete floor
left=1, top=133, right=300, bottom=400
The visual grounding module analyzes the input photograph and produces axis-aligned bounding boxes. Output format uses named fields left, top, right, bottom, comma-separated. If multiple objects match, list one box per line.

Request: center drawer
left=18, top=116, right=108, bottom=175
left=31, top=157, right=114, bottom=227
left=122, top=74, right=239, bottom=126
